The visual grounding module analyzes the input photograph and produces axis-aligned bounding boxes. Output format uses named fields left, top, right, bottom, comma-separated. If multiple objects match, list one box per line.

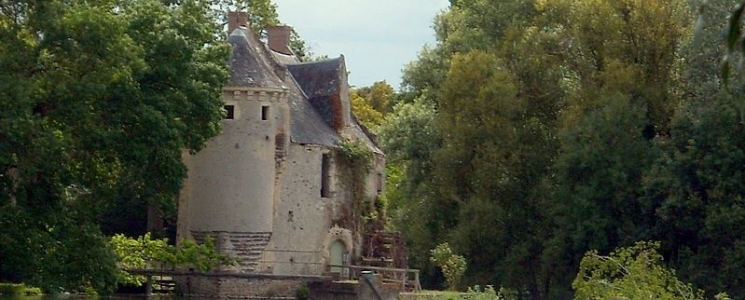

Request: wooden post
left=414, top=270, right=421, bottom=291
left=145, top=275, right=153, bottom=296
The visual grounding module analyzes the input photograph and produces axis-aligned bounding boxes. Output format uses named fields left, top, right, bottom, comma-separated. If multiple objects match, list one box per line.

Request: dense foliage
left=350, top=81, right=395, bottom=130
left=2, top=0, right=743, bottom=297
left=0, top=0, right=230, bottom=293
left=380, top=0, right=745, bottom=299
left=573, top=242, right=706, bottom=300
left=110, top=233, right=230, bottom=286
left=430, top=243, right=467, bottom=291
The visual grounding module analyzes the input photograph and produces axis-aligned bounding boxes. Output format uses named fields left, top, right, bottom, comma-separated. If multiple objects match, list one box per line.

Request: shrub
left=295, top=283, right=310, bottom=300
left=573, top=241, right=704, bottom=300
left=0, top=283, right=43, bottom=297
left=110, top=233, right=233, bottom=286
left=430, top=243, right=467, bottom=291
left=0, top=283, right=25, bottom=296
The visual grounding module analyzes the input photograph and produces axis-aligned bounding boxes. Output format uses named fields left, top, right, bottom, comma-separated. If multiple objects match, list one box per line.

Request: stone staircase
left=362, top=231, right=408, bottom=270
left=191, top=231, right=272, bottom=272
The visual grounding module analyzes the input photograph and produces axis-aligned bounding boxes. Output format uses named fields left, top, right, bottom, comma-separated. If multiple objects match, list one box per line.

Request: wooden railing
left=328, top=264, right=421, bottom=292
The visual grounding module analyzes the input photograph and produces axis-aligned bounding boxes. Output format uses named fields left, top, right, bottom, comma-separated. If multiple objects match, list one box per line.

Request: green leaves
left=0, top=0, right=229, bottom=292
left=573, top=242, right=705, bottom=300
left=430, top=243, right=467, bottom=291
left=350, top=90, right=385, bottom=130
left=0, top=205, right=119, bottom=295
left=110, top=233, right=232, bottom=286
left=640, top=98, right=745, bottom=296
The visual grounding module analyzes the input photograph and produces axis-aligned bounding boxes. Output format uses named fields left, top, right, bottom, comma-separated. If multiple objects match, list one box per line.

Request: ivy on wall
left=335, top=139, right=376, bottom=233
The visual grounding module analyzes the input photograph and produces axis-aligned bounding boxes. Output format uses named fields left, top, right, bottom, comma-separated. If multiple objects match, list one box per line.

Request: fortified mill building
left=176, top=13, right=404, bottom=293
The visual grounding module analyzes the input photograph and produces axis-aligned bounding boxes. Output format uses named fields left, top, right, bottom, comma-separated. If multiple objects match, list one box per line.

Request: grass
left=399, top=285, right=507, bottom=300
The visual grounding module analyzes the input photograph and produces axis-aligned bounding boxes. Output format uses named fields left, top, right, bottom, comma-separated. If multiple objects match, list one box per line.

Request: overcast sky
left=272, top=0, right=450, bottom=90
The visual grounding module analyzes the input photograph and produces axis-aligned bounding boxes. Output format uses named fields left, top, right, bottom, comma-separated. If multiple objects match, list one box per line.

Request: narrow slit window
left=321, top=153, right=330, bottom=198
left=224, top=105, right=235, bottom=119
left=261, top=105, right=269, bottom=121
left=376, top=173, right=383, bottom=194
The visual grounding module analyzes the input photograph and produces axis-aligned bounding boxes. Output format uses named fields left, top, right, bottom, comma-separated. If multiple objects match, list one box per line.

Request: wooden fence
left=328, top=264, right=421, bottom=292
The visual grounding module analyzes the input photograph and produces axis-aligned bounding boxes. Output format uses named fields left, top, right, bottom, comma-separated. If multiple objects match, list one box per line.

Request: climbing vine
left=335, top=139, right=375, bottom=232
left=338, top=139, right=374, bottom=170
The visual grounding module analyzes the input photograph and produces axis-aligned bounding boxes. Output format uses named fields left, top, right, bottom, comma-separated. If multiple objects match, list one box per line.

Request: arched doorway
left=329, top=240, right=347, bottom=275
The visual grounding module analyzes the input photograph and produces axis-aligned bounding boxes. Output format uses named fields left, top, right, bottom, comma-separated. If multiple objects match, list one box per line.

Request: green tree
left=355, top=81, right=395, bottom=114
left=573, top=241, right=706, bottom=300
left=551, top=94, right=655, bottom=283
left=542, top=0, right=690, bottom=295
left=642, top=97, right=745, bottom=298
left=386, top=1, right=745, bottom=299
left=378, top=97, right=442, bottom=286
left=0, top=0, right=228, bottom=293
left=400, top=0, right=536, bottom=104
left=683, top=0, right=740, bottom=102
left=721, top=0, right=745, bottom=83
left=350, top=90, right=384, bottom=130
left=211, top=0, right=279, bottom=35
left=434, top=49, right=561, bottom=299
left=662, top=1, right=745, bottom=295
left=393, top=1, right=564, bottom=296
left=539, top=0, right=690, bottom=136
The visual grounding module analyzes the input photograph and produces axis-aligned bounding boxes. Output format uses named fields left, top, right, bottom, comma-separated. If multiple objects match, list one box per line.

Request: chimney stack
left=267, top=26, right=293, bottom=55
left=227, top=12, right=248, bottom=35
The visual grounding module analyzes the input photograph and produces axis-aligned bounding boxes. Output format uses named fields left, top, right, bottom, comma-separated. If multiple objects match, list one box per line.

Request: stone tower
left=177, top=12, right=388, bottom=280
left=178, top=22, right=291, bottom=272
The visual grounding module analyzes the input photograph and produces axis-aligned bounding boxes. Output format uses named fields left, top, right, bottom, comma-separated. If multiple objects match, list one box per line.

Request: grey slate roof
left=226, top=27, right=381, bottom=152
left=271, top=51, right=301, bottom=65
left=227, top=27, right=339, bottom=146
left=286, top=58, right=344, bottom=130
left=227, top=28, right=285, bottom=89
left=284, top=70, right=340, bottom=146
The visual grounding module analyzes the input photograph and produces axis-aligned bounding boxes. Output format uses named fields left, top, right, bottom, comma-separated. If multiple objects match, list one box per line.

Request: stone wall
left=175, top=275, right=403, bottom=300
left=181, top=87, right=288, bottom=236
left=269, top=144, right=347, bottom=276
left=307, top=276, right=401, bottom=300
left=178, top=275, right=305, bottom=299
left=307, top=281, right=357, bottom=300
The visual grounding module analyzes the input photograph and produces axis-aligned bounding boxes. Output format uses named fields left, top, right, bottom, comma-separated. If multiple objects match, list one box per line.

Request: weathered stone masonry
left=176, top=12, right=385, bottom=296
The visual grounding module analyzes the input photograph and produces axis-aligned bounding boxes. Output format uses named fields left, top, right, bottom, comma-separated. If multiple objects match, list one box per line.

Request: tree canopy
left=0, top=0, right=229, bottom=293
left=383, top=0, right=745, bottom=298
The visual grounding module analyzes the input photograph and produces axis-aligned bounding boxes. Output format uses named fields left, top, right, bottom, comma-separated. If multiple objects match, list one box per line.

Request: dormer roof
left=286, top=57, right=348, bottom=131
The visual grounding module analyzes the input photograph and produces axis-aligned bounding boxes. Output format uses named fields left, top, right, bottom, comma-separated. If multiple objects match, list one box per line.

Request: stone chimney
left=267, top=26, right=293, bottom=55
left=227, top=11, right=248, bottom=35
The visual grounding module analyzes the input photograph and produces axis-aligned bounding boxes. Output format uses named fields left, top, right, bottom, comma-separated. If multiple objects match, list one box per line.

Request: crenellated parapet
left=224, top=87, right=289, bottom=103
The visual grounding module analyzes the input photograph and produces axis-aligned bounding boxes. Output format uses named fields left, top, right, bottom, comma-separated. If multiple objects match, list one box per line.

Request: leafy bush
left=0, top=208, right=119, bottom=295
left=295, top=283, right=310, bottom=300
left=573, top=241, right=711, bottom=300
left=110, top=233, right=233, bottom=286
left=0, top=283, right=25, bottom=297
left=430, top=243, right=467, bottom=291
left=0, top=283, right=42, bottom=296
